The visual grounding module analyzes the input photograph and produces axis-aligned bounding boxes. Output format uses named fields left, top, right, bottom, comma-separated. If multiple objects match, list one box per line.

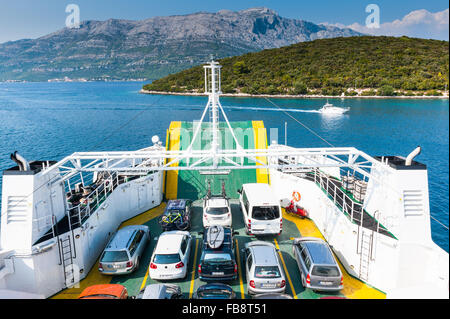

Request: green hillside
left=143, top=36, right=449, bottom=96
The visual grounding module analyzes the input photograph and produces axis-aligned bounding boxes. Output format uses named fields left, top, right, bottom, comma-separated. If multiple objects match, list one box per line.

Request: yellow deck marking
left=235, top=239, right=245, bottom=299
left=273, top=238, right=298, bottom=299
left=282, top=211, right=386, bottom=299
left=140, top=266, right=150, bottom=291
left=51, top=204, right=166, bottom=299
left=189, top=239, right=199, bottom=299
left=165, top=121, right=182, bottom=199
left=252, top=121, right=269, bottom=184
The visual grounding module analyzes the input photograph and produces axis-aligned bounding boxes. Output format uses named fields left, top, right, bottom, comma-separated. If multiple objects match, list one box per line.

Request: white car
left=238, top=183, right=282, bottom=236
left=243, top=241, right=286, bottom=295
left=203, top=196, right=232, bottom=227
left=149, top=231, right=192, bottom=280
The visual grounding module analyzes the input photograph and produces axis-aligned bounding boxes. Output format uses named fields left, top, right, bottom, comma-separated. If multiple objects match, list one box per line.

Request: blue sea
left=0, top=81, right=448, bottom=251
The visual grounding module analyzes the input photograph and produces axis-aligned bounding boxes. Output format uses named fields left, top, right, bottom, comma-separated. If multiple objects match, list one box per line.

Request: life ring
left=292, top=191, right=301, bottom=202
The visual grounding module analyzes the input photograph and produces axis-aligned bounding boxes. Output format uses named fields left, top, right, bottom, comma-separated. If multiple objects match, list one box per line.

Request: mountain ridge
left=0, top=7, right=362, bottom=81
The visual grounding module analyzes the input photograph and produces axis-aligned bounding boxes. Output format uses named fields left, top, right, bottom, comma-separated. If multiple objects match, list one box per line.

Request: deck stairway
left=283, top=167, right=395, bottom=239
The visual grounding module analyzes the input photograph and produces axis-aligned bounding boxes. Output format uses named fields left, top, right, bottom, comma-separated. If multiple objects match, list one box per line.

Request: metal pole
left=285, top=122, right=287, bottom=146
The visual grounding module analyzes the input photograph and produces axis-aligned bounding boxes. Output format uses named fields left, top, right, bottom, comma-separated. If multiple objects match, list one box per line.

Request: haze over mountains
left=0, top=7, right=362, bottom=82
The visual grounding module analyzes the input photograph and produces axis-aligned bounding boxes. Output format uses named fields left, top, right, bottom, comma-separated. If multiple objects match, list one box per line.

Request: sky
left=0, top=0, right=448, bottom=43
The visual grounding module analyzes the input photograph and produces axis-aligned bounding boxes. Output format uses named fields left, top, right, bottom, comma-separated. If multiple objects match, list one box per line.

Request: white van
left=238, top=183, right=282, bottom=236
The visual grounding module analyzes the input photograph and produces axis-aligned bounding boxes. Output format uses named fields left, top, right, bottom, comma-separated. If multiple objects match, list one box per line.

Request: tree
left=233, top=61, right=249, bottom=75
left=292, top=81, right=307, bottom=95
left=378, top=85, right=395, bottom=96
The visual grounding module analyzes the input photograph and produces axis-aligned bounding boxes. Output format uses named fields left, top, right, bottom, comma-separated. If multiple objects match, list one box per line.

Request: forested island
left=143, top=36, right=449, bottom=97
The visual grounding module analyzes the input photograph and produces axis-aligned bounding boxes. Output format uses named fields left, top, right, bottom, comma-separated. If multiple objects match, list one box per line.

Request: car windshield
left=311, top=265, right=340, bottom=277
left=198, top=289, right=232, bottom=299
left=204, top=253, right=232, bottom=262
left=206, top=207, right=228, bottom=215
left=154, top=254, right=181, bottom=264
left=251, top=206, right=280, bottom=220
left=101, top=250, right=129, bottom=262
left=255, top=266, right=281, bottom=278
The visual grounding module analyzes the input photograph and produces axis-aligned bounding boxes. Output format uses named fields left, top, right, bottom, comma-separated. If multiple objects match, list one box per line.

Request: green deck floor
left=172, top=121, right=260, bottom=200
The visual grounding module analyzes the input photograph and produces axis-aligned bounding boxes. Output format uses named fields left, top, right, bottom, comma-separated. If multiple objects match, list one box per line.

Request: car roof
left=250, top=244, right=278, bottom=266
left=166, top=199, right=188, bottom=211
left=142, top=284, right=168, bottom=299
left=197, top=283, right=233, bottom=292
left=106, top=226, right=145, bottom=250
left=206, top=197, right=228, bottom=208
left=202, top=227, right=232, bottom=249
left=303, top=241, right=336, bottom=265
left=78, top=284, right=125, bottom=299
left=155, top=231, right=186, bottom=253
left=242, top=183, right=278, bottom=206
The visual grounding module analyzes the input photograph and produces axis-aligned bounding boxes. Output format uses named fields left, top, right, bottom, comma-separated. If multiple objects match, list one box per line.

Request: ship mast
left=186, top=60, right=243, bottom=168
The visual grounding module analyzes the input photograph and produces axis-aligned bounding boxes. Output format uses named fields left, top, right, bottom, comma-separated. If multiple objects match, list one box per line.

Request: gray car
left=292, top=237, right=343, bottom=291
left=136, top=284, right=183, bottom=299
left=99, top=225, right=150, bottom=275
left=243, top=241, right=286, bottom=295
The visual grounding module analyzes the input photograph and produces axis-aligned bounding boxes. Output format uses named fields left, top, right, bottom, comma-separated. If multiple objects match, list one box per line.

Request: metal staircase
left=60, top=235, right=75, bottom=287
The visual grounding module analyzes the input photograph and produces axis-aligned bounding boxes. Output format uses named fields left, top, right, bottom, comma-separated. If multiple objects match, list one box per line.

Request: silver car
left=243, top=241, right=286, bottom=295
left=292, top=237, right=343, bottom=291
left=136, top=284, right=183, bottom=299
left=99, top=225, right=150, bottom=275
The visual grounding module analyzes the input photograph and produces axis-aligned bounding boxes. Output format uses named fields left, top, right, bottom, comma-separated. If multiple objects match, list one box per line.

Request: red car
left=78, top=284, right=128, bottom=299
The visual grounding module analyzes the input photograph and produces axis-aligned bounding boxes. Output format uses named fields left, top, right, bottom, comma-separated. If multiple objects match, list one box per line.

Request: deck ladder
left=358, top=229, right=372, bottom=282
left=60, top=235, right=75, bottom=287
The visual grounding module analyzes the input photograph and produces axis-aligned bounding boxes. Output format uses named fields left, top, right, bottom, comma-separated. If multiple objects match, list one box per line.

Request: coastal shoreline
left=140, top=89, right=449, bottom=99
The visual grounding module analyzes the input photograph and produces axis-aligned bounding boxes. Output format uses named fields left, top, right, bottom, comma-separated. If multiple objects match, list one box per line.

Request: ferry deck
left=52, top=120, right=386, bottom=300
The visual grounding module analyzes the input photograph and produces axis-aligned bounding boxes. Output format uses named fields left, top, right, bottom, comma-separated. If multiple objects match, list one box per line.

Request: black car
left=193, top=283, right=236, bottom=299
left=158, top=199, right=192, bottom=231
left=253, top=293, right=293, bottom=299
left=198, top=226, right=238, bottom=281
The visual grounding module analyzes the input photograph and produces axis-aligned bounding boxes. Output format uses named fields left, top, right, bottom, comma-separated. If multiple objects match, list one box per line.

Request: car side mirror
left=233, top=231, right=239, bottom=236
left=237, top=189, right=242, bottom=194
left=199, top=231, right=204, bottom=235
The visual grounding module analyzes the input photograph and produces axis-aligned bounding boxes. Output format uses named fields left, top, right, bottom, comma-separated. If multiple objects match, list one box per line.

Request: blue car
left=159, top=199, right=192, bottom=231
left=198, top=226, right=238, bottom=282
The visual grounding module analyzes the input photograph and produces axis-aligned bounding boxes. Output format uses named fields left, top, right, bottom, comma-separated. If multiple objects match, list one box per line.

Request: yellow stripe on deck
left=274, top=238, right=298, bottom=299
left=235, top=239, right=246, bottom=299
left=282, top=211, right=386, bottom=299
left=51, top=204, right=166, bottom=299
left=165, top=121, right=182, bottom=199
left=189, top=239, right=199, bottom=299
left=252, top=121, right=269, bottom=184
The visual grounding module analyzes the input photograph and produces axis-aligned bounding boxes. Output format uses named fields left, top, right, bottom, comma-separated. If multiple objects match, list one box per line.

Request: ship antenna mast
left=185, top=59, right=244, bottom=168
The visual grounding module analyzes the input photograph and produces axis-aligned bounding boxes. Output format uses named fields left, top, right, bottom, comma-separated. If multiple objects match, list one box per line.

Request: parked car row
left=81, top=183, right=343, bottom=299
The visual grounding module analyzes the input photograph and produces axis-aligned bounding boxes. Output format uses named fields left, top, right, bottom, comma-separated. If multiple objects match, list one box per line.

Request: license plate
left=262, top=284, right=276, bottom=288
left=320, top=281, right=333, bottom=286
left=212, top=272, right=224, bottom=276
